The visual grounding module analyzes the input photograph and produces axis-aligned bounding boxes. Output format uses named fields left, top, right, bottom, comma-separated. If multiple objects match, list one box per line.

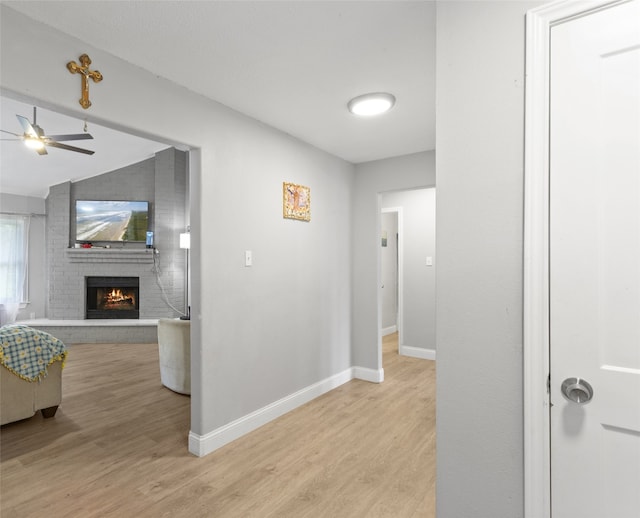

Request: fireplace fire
left=100, top=288, right=136, bottom=310
left=86, top=277, right=139, bottom=319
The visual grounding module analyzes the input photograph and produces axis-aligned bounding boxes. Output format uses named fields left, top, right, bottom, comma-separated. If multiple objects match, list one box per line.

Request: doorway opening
left=379, top=187, right=436, bottom=367
left=381, top=207, right=402, bottom=351
left=0, top=90, right=198, bottom=452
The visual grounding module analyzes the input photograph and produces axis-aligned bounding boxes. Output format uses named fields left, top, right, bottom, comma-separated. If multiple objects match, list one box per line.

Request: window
left=0, top=214, right=30, bottom=304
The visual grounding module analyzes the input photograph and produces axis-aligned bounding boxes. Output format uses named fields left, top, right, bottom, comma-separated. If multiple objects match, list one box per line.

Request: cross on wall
left=67, top=54, right=103, bottom=109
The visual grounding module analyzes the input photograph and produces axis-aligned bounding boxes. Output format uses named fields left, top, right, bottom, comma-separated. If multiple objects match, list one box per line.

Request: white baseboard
left=352, top=366, right=384, bottom=383
left=189, top=366, right=365, bottom=457
left=400, top=345, right=436, bottom=360
left=381, top=325, right=397, bottom=337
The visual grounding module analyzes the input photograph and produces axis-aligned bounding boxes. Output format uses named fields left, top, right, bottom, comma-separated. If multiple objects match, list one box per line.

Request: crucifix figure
left=67, top=54, right=103, bottom=109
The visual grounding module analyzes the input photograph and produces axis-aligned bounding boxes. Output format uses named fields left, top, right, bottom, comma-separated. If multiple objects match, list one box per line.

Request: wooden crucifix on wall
left=67, top=54, right=103, bottom=109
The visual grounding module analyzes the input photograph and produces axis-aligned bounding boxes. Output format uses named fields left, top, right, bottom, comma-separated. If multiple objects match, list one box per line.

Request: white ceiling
left=1, top=1, right=435, bottom=198
left=0, top=97, right=171, bottom=198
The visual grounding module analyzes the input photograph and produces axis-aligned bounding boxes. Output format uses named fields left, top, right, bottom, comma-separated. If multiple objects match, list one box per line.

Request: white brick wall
left=31, top=324, right=158, bottom=344
left=45, top=148, right=188, bottom=321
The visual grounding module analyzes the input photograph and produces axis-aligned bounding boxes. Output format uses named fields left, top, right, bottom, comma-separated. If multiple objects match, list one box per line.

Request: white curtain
left=0, top=214, right=30, bottom=305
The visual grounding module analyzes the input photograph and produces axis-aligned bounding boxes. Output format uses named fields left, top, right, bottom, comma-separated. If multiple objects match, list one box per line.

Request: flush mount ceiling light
left=347, top=92, right=396, bottom=116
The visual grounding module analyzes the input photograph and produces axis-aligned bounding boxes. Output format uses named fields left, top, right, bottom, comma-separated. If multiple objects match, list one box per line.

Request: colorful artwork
left=283, top=182, right=311, bottom=222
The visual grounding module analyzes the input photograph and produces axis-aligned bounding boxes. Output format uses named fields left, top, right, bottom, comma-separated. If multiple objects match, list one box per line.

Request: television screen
left=76, top=200, right=149, bottom=242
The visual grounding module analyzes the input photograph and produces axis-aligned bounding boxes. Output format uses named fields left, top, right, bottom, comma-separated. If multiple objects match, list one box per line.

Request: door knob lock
left=561, top=377, right=593, bottom=404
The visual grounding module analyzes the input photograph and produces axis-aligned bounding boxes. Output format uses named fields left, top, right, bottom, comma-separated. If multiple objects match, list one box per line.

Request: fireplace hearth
left=86, top=276, right=140, bottom=319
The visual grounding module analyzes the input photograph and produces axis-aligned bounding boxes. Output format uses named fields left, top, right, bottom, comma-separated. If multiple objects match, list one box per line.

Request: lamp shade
left=179, top=232, right=191, bottom=250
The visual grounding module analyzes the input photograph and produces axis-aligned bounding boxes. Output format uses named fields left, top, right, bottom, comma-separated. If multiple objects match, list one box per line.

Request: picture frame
left=283, top=182, right=311, bottom=222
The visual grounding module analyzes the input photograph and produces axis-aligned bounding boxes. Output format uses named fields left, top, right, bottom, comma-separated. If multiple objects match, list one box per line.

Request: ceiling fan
left=0, top=106, right=95, bottom=155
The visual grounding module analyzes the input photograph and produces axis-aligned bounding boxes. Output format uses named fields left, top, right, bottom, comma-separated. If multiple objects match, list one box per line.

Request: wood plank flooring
left=0, top=333, right=435, bottom=517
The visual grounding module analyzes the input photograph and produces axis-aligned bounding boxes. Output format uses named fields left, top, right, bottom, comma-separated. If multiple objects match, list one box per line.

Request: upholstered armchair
left=0, top=325, right=66, bottom=426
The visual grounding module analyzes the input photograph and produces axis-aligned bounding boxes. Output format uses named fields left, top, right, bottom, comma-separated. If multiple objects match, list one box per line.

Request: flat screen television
left=75, top=200, right=149, bottom=242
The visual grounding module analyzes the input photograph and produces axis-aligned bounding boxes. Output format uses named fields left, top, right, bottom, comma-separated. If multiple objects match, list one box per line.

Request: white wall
left=0, top=7, right=354, bottom=450
left=382, top=188, right=436, bottom=352
left=435, top=2, right=544, bottom=516
left=0, top=193, right=46, bottom=320
left=352, top=151, right=435, bottom=371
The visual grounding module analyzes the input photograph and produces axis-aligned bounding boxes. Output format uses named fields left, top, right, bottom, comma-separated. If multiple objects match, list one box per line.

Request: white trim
left=188, top=366, right=383, bottom=457
left=524, top=5, right=553, bottom=516
left=381, top=325, right=397, bottom=336
left=399, top=345, right=435, bottom=361
left=353, top=366, right=384, bottom=383
left=524, top=2, right=627, bottom=516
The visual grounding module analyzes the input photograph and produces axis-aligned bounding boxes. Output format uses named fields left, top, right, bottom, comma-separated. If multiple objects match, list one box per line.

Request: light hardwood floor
left=1, top=333, right=435, bottom=517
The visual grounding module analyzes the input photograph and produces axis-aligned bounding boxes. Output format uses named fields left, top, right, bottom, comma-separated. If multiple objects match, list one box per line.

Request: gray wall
left=0, top=6, right=548, bottom=512
left=45, top=148, right=187, bottom=319
left=0, top=6, right=356, bottom=445
left=352, top=151, right=435, bottom=370
left=0, top=193, right=46, bottom=320
left=435, top=2, right=543, bottom=516
left=382, top=188, right=436, bottom=352
left=200, top=123, right=354, bottom=430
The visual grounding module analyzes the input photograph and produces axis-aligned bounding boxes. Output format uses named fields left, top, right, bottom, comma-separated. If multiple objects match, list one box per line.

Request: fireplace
left=86, top=277, right=139, bottom=319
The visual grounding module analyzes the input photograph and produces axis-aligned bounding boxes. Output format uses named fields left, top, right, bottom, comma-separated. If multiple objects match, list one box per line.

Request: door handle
left=561, top=377, right=593, bottom=404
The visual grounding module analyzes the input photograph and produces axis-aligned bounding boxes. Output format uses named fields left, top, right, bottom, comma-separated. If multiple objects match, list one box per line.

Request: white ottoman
left=157, top=318, right=191, bottom=395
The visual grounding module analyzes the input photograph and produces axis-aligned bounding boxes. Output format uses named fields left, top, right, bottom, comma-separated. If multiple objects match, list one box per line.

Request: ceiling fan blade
left=1, top=128, right=22, bottom=137
left=46, top=141, right=95, bottom=155
left=45, top=133, right=94, bottom=142
left=16, top=115, right=38, bottom=138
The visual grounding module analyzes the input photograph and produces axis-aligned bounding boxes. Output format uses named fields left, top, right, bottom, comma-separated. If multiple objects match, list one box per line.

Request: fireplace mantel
left=66, top=248, right=154, bottom=264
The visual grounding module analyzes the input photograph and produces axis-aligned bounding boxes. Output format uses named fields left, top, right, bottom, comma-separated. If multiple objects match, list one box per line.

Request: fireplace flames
left=101, top=288, right=136, bottom=309
left=86, top=277, right=140, bottom=319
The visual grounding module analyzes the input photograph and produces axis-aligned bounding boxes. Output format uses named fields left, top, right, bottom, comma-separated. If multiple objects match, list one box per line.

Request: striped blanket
left=0, top=324, right=67, bottom=382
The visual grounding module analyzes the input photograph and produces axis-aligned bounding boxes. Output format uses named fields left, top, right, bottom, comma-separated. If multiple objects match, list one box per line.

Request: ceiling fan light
left=348, top=92, right=396, bottom=116
left=24, top=137, right=44, bottom=150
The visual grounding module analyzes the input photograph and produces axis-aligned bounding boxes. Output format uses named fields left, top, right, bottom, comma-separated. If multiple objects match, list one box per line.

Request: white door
left=550, top=2, right=640, bottom=517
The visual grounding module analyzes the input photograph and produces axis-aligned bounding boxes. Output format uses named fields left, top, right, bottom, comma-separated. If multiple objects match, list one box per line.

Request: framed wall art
left=283, top=182, right=311, bottom=222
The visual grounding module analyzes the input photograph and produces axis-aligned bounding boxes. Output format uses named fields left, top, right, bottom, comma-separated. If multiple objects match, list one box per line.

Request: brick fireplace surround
left=27, top=148, right=188, bottom=344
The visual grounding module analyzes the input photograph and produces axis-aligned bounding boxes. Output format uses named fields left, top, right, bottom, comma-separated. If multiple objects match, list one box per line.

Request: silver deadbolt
left=561, top=377, right=593, bottom=404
